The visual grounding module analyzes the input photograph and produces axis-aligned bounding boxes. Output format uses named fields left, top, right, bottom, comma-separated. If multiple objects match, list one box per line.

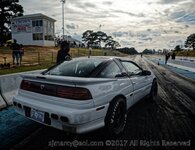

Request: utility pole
left=99, top=24, right=102, bottom=31
left=99, top=24, right=104, bottom=31
left=61, top=0, right=66, bottom=40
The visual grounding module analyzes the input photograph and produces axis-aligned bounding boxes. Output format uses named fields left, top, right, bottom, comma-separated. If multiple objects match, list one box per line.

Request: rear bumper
left=13, top=96, right=109, bottom=134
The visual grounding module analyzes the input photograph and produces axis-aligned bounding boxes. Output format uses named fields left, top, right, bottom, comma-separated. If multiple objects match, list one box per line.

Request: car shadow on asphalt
left=14, top=96, right=161, bottom=150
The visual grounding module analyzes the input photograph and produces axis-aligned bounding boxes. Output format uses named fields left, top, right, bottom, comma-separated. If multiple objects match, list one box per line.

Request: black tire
left=149, top=79, right=158, bottom=102
left=105, top=97, right=127, bottom=137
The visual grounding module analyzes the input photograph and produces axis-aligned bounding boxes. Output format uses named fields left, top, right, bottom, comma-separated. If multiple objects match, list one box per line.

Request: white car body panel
left=13, top=57, right=156, bottom=134
left=130, top=76, right=153, bottom=105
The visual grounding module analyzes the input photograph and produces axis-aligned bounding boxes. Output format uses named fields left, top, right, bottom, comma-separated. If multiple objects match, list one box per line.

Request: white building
left=11, top=13, right=56, bottom=46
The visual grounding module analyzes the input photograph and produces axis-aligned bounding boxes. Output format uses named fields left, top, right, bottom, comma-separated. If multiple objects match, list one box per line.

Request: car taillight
left=20, top=80, right=92, bottom=100
left=57, top=86, right=92, bottom=100
left=20, top=80, right=31, bottom=90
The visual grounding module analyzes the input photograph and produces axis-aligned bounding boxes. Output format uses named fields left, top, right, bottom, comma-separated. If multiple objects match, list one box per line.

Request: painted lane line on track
left=167, top=62, right=195, bottom=73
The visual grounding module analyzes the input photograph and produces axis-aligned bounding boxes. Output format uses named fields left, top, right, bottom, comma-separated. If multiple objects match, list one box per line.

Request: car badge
left=40, top=84, right=45, bottom=90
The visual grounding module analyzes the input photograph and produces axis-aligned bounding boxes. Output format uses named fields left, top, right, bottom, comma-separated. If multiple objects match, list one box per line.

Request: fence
left=0, top=48, right=124, bottom=66
left=0, top=51, right=57, bottom=66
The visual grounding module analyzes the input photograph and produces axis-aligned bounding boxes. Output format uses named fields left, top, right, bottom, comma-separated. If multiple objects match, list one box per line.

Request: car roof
left=73, top=56, right=114, bottom=60
left=73, top=56, right=133, bottom=61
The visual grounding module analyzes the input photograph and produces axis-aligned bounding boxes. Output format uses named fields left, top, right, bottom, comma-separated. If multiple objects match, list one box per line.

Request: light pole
left=99, top=24, right=101, bottom=31
left=99, top=24, right=104, bottom=31
left=61, top=0, right=66, bottom=40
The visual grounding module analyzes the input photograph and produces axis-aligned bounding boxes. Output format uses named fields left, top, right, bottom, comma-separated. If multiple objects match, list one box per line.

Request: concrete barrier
left=0, top=69, right=45, bottom=109
left=0, top=73, right=23, bottom=105
left=0, top=94, right=6, bottom=109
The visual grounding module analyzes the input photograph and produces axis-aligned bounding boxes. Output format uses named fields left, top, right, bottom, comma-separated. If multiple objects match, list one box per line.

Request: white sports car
left=13, top=56, right=157, bottom=136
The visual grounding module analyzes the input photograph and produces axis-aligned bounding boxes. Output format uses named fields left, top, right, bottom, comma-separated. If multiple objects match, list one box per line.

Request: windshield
left=45, top=58, right=105, bottom=77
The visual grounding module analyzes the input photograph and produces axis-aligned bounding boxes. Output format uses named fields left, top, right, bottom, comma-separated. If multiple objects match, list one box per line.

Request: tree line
left=142, top=33, right=195, bottom=54
left=82, top=30, right=120, bottom=49
left=117, top=47, right=138, bottom=55
left=174, top=33, right=195, bottom=51
left=0, top=0, right=24, bottom=46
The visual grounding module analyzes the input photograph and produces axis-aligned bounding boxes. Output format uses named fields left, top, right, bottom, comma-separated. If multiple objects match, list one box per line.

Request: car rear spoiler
left=21, top=74, right=117, bottom=86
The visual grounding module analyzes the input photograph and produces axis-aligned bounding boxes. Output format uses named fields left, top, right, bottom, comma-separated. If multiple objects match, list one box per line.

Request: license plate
left=31, top=108, right=45, bottom=123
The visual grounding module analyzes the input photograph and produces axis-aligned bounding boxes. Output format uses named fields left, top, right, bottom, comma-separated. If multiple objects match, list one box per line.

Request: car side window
left=121, top=61, right=142, bottom=76
left=99, top=61, right=122, bottom=78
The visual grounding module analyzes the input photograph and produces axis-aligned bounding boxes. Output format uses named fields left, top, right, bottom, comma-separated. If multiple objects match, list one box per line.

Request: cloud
left=128, top=32, right=135, bottom=37
left=166, top=0, right=195, bottom=25
left=102, top=1, right=113, bottom=5
left=177, top=12, right=195, bottom=24
left=70, top=1, right=97, bottom=10
left=163, top=28, right=181, bottom=34
left=170, top=10, right=186, bottom=19
left=174, top=31, right=180, bottom=33
left=84, top=2, right=96, bottom=8
left=140, top=37, right=153, bottom=41
left=112, top=10, right=145, bottom=17
left=18, top=0, right=195, bottom=50
left=135, top=31, right=154, bottom=42
left=120, top=40, right=132, bottom=46
left=136, top=30, right=161, bottom=38
left=112, top=31, right=128, bottom=37
left=138, top=41, right=144, bottom=44
left=137, top=32, right=148, bottom=38
left=157, top=0, right=187, bottom=4
left=185, top=24, right=190, bottom=28
left=167, top=39, right=184, bottom=48
left=169, top=11, right=195, bottom=24
left=66, top=23, right=79, bottom=29
left=72, top=34, right=82, bottom=42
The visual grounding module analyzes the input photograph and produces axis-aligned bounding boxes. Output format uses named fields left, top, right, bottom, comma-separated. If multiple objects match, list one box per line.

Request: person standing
left=19, top=44, right=24, bottom=65
left=88, top=46, right=92, bottom=58
left=10, top=39, right=20, bottom=65
left=171, top=52, right=176, bottom=60
left=56, top=41, right=71, bottom=64
left=165, top=52, right=170, bottom=64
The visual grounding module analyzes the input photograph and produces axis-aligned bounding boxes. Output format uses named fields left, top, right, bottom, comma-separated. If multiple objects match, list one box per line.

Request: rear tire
left=105, top=97, right=127, bottom=137
left=148, top=79, right=158, bottom=102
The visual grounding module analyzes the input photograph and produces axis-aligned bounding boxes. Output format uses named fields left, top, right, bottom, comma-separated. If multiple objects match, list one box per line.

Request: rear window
left=46, top=58, right=104, bottom=77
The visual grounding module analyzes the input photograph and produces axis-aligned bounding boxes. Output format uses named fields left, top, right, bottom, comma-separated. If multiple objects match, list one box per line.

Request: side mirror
left=142, top=70, right=151, bottom=76
left=115, top=72, right=128, bottom=78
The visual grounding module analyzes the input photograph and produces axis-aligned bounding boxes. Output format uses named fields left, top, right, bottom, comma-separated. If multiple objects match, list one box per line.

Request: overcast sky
left=19, top=0, right=195, bottom=51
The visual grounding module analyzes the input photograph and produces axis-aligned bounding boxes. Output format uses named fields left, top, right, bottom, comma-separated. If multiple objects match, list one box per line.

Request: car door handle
left=132, top=82, right=136, bottom=84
